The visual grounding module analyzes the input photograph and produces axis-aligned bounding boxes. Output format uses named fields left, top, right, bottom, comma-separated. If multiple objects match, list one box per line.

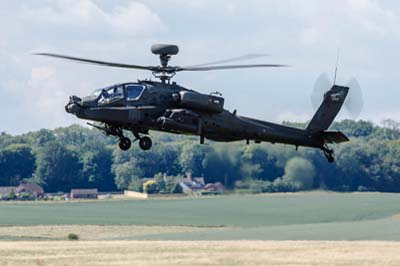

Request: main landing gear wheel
left=139, top=136, right=152, bottom=150
left=118, top=137, right=131, bottom=151
left=323, top=146, right=335, bottom=163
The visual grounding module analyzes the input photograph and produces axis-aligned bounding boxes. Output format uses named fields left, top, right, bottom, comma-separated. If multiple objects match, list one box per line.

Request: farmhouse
left=70, top=189, right=98, bottom=199
left=17, top=183, right=44, bottom=197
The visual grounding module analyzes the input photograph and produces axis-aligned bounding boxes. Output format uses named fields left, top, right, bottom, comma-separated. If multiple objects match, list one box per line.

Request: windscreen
left=126, top=84, right=145, bottom=100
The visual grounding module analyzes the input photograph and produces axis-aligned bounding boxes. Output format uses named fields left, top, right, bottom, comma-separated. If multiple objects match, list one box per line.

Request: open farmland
left=1, top=192, right=400, bottom=240
left=1, top=192, right=400, bottom=265
left=2, top=241, right=400, bottom=266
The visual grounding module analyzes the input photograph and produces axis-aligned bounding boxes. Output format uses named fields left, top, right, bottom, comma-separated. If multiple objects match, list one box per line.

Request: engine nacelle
left=178, top=91, right=224, bottom=113
left=157, top=109, right=199, bottom=133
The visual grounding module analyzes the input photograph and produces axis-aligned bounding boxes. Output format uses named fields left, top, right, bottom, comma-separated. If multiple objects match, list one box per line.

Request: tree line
left=1, top=119, right=400, bottom=193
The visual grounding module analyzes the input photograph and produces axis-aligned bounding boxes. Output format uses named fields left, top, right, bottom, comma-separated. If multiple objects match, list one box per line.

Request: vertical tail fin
left=306, top=85, right=349, bottom=134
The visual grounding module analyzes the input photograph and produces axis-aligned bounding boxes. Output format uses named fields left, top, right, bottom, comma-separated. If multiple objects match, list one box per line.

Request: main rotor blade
left=178, top=64, right=289, bottom=71
left=185, top=53, right=270, bottom=68
left=34, top=53, right=155, bottom=71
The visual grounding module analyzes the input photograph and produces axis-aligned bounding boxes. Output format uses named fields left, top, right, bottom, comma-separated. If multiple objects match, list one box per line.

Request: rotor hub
left=150, top=44, right=180, bottom=82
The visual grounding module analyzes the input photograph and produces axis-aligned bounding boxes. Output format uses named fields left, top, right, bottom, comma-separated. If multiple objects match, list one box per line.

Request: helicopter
left=35, top=44, right=352, bottom=163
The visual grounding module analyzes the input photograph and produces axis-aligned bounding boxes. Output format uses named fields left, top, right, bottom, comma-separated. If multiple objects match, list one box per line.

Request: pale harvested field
left=1, top=241, right=400, bottom=266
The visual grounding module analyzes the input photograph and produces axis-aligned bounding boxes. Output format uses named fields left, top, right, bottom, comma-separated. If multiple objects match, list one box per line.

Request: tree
left=111, top=147, right=162, bottom=189
left=240, top=145, right=282, bottom=181
left=332, top=120, right=375, bottom=138
left=54, top=125, right=91, bottom=147
left=2, top=120, right=400, bottom=193
left=79, top=141, right=115, bottom=191
left=128, top=176, right=143, bottom=192
left=28, top=129, right=56, bottom=147
left=334, top=140, right=377, bottom=191
left=33, top=141, right=83, bottom=192
left=0, top=144, right=36, bottom=186
left=112, top=162, right=144, bottom=190
left=282, top=157, right=315, bottom=190
left=178, top=143, right=210, bottom=176
left=202, top=147, right=240, bottom=185
left=154, top=144, right=182, bottom=175
left=373, top=119, right=400, bottom=140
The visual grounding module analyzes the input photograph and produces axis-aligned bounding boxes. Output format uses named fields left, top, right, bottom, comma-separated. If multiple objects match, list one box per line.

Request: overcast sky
left=1, top=0, right=400, bottom=134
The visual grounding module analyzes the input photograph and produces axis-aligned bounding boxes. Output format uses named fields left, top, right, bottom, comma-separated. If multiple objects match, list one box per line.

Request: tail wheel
left=323, top=147, right=335, bottom=163
left=119, top=137, right=131, bottom=151
left=139, top=136, right=152, bottom=150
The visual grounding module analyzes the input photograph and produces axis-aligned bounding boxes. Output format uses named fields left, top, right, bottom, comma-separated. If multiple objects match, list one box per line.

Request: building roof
left=0, top=187, right=17, bottom=195
left=204, top=182, right=225, bottom=192
left=194, top=177, right=205, bottom=185
left=181, top=177, right=205, bottom=186
left=71, top=189, right=98, bottom=195
left=17, top=183, right=44, bottom=194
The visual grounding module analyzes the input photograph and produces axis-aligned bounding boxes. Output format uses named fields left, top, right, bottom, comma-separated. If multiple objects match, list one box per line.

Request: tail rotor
left=311, top=73, right=363, bottom=119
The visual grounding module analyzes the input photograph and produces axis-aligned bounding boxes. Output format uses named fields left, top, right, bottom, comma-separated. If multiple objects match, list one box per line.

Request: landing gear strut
left=322, top=145, right=335, bottom=163
left=102, top=126, right=132, bottom=151
left=87, top=123, right=152, bottom=151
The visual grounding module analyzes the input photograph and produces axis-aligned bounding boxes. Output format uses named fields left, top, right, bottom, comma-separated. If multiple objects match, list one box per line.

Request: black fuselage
left=66, top=80, right=323, bottom=148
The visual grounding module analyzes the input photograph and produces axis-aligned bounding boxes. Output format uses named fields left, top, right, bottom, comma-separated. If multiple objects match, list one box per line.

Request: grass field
left=1, top=192, right=400, bottom=240
left=1, top=192, right=400, bottom=265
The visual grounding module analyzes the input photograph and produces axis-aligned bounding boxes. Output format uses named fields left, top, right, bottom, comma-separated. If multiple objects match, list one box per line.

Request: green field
left=1, top=192, right=400, bottom=241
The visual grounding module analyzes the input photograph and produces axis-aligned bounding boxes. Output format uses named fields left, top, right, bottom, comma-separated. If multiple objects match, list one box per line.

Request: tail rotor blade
left=311, top=73, right=331, bottom=111
left=344, top=78, right=363, bottom=119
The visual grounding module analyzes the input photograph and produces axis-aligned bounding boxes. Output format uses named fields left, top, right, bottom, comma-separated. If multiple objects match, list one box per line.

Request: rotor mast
left=151, top=44, right=179, bottom=83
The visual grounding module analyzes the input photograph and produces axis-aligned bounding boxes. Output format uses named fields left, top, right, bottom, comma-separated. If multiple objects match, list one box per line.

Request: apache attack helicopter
left=36, top=44, right=352, bottom=163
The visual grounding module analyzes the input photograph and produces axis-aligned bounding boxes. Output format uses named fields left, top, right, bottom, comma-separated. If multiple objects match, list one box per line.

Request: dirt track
left=1, top=241, right=400, bottom=266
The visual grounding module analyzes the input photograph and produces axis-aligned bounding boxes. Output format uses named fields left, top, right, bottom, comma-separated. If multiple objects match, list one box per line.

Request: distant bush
left=0, top=191, right=16, bottom=201
left=282, top=157, right=315, bottom=190
left=18, top=192, right=34, bottom=200
left=143, top=180, right=160, bottom=194
left=67, top=233, right=79, bottom=240
left=271, top=178, right=297, bottom=192
left=357, top=186, right=375, bottom=192
left=200, top=190, right=220, bottom=196
left=234, top=177, right=301, bottom=193
left=154, top=173, right=183, bottom=194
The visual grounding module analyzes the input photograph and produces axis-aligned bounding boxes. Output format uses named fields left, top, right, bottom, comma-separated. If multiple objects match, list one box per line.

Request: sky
left=1, top=0, right=400, bottom=134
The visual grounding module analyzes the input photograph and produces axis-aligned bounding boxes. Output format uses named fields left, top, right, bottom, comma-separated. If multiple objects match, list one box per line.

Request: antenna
left=333, top=49, right=340, bottom=85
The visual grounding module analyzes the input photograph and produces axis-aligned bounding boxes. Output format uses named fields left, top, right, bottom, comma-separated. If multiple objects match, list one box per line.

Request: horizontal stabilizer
left=321, top=131, right=349, bottom=144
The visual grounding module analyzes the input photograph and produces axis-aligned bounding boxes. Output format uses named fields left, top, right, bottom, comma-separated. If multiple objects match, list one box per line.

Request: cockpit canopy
left=126, top=84, right=145, bottom=100
left=91, top=83, right=146, bottom=105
